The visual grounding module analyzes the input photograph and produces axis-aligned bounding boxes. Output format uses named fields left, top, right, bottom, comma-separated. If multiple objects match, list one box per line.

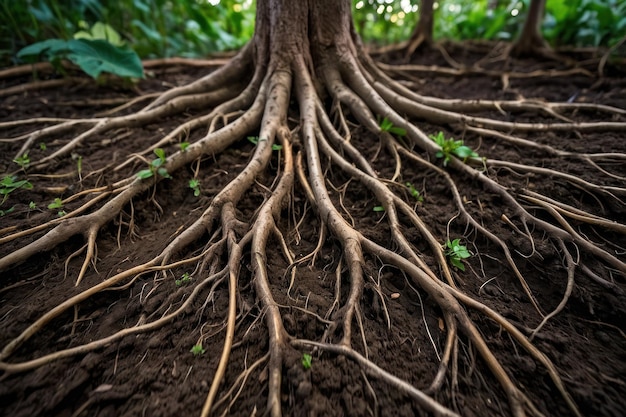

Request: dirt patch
left=1, top=42, right=625, bottom=417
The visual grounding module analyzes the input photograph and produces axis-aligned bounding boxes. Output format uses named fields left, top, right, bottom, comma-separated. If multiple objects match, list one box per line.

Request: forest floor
left=0, top=41, right=625, bottom=417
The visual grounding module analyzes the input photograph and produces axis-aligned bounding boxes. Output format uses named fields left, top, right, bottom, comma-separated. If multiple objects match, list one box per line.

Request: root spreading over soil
left=1, top=3, right=626, bottom=416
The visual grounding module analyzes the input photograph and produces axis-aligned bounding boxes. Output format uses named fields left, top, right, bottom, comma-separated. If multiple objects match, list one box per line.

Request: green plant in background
left=301, top=353, right=312, bottom=370
left=3, top=0, right=624, bottom=67
left=137, top=148, right=172, bottom=180
left=378, top=116, right=407, bottom=137
left=445, top=238, right=471, bottom=271
left=190, top=343, right=206, bottom=355
left=429, top=131, right=478, bottom=167
left=13, top=153, right=30, bottom=170
left=1, top=176, right=33, bottom=205
left=176, top=272, right=192, bottom=286
left=405, top=182, right=424, bottom=202
left=247, top=136, right=283, bottom=151
left=48, top=197, right=66, bottom=217
left=17, top=36, right=143, bottom=80
left=188, top=179, right=201, bottom=197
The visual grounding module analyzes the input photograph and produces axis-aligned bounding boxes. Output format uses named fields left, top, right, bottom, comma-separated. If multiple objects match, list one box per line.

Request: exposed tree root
left=1, top=3, right=625, bottom=417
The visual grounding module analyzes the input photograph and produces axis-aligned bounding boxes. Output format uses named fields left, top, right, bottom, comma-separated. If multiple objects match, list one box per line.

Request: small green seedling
left=48, top=198, right=64, bottom=210
left=175, top=272, right=192, bottom=286
left=72, top=153, right=83, bottom=178
left=373, top=205, right=385, bottom=212
left=301, top=353, right=312, bottom=370
left=445, top=238, right=472, bottom=271
left=29, top=201, right=37, bottom=210
left=429, top=132, right=478, bottom=167
left=137, top=148, right=171, bottom=179
left=378, top=116, right=406, bottom=137
left=13, top=153, right=30, bottom=169
left=0, top=207, right=15, bottom=216
left=39, top=142, right=47, bottom=151
left=405, top=182, right=424, bottom=203
left=179, top=141, right=190, bottom=152
left=247, top=136, right=282, bottom=151
left=190, top=343, right=205, bottom=356
left=188, top=179, right=201, bottom=197
left=1, top=176, right=33, bottom=204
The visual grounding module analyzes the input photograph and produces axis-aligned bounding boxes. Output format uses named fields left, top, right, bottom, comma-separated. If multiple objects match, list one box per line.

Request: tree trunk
left=511, top=0, right=547, bottom=56
left=407, top=0, right=435, bottom=55
left=252, top=0, right=355, bottom=71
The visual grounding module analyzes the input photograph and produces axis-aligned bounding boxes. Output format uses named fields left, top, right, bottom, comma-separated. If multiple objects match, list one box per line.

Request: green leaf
left=0, top=207, right=15, bottom=216
left=17, top=39, right=70, bottom=60
left=389, top=126, right=407, bottom=137
left=74, top=22, right=124, bottom=46
left=65, top=39, right=143, bottom=79
left=137, top=169, right=153, bottom=179
left=453, top=146, right=478, bottom=159
left=190, top=344, right=205, bottom=355
left=373, top=205, right=385, bottom=212
left=154, top=148, right=166, bottom=161
left=450, top=258, right=466, bottom=271
left=302, top=353, right=312, bottom=370
left=48, top=198, right=63, bottom=210
left=157, top=167, right=171, bottom=179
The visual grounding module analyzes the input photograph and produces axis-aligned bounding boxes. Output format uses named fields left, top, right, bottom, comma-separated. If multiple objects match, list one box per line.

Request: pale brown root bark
left=2, top=0, right=625, bottom=416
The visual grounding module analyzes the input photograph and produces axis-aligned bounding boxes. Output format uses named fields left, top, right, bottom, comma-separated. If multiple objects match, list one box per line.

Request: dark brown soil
left=0, top=42, right=625, bottom=417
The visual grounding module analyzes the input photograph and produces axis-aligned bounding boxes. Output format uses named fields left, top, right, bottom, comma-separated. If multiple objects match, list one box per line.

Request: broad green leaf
left=17, top=39, right=70, bottom=60
left=65, top=39, right=143, bottom=79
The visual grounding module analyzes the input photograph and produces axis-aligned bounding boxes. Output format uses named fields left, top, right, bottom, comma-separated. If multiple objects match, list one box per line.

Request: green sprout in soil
left=137, top=148, right=172, bottom=179
left=29, top=201, right=37, bottom=210
left=175, top=272, right=192, bottom=286
left=405, top=182, right=424, bottom=202
left=190, top=343, right=205, bottom=356
left=1, top=176, right=33, bottom=205
left=179, top=141, right=190, bottom=152
left=301, top=353, right=312, bottom=370
left=188, top=179, right=201, bottom=197
left=0, top=207, right=15, bottom=216
left=13, top=153, right=30, bottom=170
left=445, top=238, right=472, bottom=271
left=378, top=116, right=407, bottom=137
left=429, top=131, right=479, bottom=167
left=39, top=143, right=47, bottom=151
left=72, top=153, right=83, bottom=179
left=247, top=136, right=282, bottom=151
left=48, top=198, right=63, bottom=210
left=373, top=205, right=385, bottom=212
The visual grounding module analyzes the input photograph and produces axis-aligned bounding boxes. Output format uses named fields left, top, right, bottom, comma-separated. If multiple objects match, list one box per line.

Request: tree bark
left=407, top=0, right=435, bottom=55
left=511, top=0, right=547, bottom=56
left=253, top=0, right=355, bottom=71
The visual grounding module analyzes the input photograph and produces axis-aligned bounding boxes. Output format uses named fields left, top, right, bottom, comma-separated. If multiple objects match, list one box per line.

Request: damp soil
left=0, top=41, right=625, bottom=417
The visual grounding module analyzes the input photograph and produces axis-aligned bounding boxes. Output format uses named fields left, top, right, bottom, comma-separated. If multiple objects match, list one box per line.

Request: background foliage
left=1, top=0, right=624, bottom=66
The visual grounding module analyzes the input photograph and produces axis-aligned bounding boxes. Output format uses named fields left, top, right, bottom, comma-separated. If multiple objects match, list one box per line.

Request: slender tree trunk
left=407, top=0, right=434, bottom=55
left=511, top=0, right=547, bottom=55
